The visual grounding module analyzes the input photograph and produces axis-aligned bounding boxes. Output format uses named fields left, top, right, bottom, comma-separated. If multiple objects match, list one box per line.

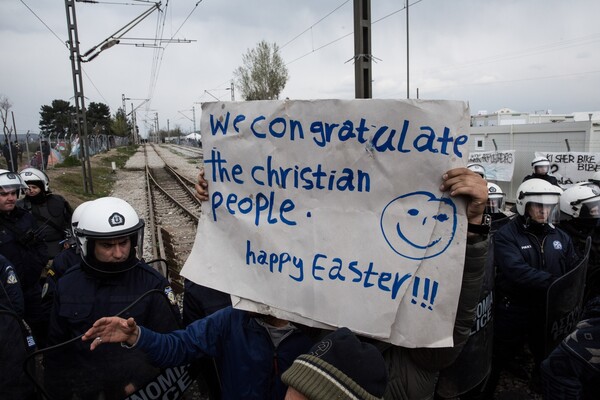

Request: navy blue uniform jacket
left=494, top=217, right=578, bottom=304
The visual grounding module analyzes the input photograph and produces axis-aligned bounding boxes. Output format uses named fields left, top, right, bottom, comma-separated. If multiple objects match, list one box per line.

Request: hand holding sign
left=440, top=167, right=488, bottom=225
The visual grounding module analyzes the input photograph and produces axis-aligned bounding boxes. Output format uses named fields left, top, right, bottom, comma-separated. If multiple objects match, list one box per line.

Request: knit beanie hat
left=281, top=327, right=388, bottom=400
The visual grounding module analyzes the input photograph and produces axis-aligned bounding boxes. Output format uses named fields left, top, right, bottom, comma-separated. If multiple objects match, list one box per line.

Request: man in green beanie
left=282, top=327, right=388, bottom=400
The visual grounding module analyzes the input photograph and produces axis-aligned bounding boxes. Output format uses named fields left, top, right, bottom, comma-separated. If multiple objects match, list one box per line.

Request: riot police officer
left=46, top=197, right=180, bottom=398
left=0, top=170, right=48, bottom=344
left=18, top=167, right=73, bottom=259
left=48, top=196, right=179, bottom=342
left=523, top=156, right=560, bottom=187
left=493, top=179, right=578, bottom=390
left=0, top=253, right=37, bottom=400
left=559, top=184, right=600, bottom=303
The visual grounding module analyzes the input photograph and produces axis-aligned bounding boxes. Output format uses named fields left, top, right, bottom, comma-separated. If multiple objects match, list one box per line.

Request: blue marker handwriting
left=245, top=239, right=439, bottom=306
left=205, top=149, right=371, bottom=192
left=207, top=148, right=372, bottom=226
left=209, top=112, right=469, bottom=158
left=211, top=190, right=297, bottom=226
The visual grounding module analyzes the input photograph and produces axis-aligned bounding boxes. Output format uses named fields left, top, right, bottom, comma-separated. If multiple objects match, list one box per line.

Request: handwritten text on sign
left=538, top=151, right=600, bottom=187
left=468, top=150, right=515, bottom=182
left=182, top=99, right=471, bottom=347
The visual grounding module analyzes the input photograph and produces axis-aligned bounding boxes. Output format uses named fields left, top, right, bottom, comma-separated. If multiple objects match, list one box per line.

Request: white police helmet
left=20, top=167, right=50, bottom=192
left=71, top=201, right=91, bottom=235
left=68, top=201, right=91, bottom=248
left=0, top=170, right=28, bottom=197
left=531, top=156, right=550, bottom=175
left=516, top=178, right=562, bottom=224
left=486, top=182, right=506, bottom=214
left=467, top=163, right=486, bottom=179
left=560, top=184, right=600, bottom=219
left=76, top=197, right=144, bottom=274
left=588, top=171, right=600, bottom=185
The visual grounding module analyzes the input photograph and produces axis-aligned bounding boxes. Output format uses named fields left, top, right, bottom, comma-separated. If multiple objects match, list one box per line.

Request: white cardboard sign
left=537, top=151, right=600, bottom=187
left=182, top=99, right=471, bottom=347
left=468, top=150, right=515, bottom=182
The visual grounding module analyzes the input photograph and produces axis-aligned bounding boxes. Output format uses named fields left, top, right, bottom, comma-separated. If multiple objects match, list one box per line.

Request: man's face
left=0, top=189, right=18, bottom=212
left=534, top=166, right=549, bottom=175
left=26, top=184, right=42, bottom=197
left=527, top=202, right=554, bottom=223
left=94, top=236, right=131, bottom=263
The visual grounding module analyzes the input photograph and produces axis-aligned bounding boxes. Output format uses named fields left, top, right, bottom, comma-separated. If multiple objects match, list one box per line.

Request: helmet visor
left=0, top=172, right=28, bottom=196
left=579, top=200, right=600, bottom=219
left=526, top=201, right=560, bottom=226
left=486, top=195, right=506, bottom=214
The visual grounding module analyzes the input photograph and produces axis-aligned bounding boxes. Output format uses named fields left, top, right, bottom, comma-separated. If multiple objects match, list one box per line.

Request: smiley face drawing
left=380, top=191, right=457, bottom=260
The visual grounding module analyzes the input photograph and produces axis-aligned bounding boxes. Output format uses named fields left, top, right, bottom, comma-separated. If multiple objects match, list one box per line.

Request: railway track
left=144, top=144, right=202, bottom=293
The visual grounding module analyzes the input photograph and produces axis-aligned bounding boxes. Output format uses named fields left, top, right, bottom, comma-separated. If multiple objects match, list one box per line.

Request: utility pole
left=124, top=96, right=148, bottom=144
left=192, top=107, right=197, bottom=132
left=406, top=0, right=410, bottom=99
left=64, top=0, right=93, bottom=194
left=154, top=112, right=159, bottom=143
left=167, top=118, right=170, bottom=143
left=353, top=0, right=372, bottom=99
left=230, top=81, right=235, bottom=101
left=130, top=103, right=137, bottom=144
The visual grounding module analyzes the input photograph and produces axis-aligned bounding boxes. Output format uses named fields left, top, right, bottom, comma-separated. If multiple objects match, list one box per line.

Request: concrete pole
left=406, top=0, right=410, bottom=99
left=353, top=0, right=372, bottom=99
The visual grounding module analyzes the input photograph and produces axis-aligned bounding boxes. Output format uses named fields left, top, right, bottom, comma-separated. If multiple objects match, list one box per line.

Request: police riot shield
left=436, top=235, right=496, bottom=398
left=0, top=310, right=37, bottom=399
left=25, top=289, right=198, bottom=400
left=544, top=237, right=591, bottom=356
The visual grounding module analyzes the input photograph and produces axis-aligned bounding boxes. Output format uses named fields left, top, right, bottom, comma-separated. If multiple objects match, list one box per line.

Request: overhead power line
left=20, top=0, right=66, bottom=47
left=280, top=0, right=350, bottom=50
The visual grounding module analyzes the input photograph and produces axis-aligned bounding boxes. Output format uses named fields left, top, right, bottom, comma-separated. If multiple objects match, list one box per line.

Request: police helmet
left=589, top=171, right=600, bottom=185
left=560, top=184, right=600, bottom=219
left=531, top=156, right=550, bottom=175
left=467, top=163, right=486, bottom=179
left=68, top=201, right=91, bottom=247
left=516, top=178, right=562, bottom=224
left=76, top=197, right=144, bottom=274
left=486, top=182, right=506, bottom=214
left=0, top=170, right=28, bottom=197
left=20, top=167, right=50, bottom=193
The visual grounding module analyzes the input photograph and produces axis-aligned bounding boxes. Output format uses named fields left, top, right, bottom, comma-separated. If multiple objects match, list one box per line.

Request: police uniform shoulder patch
left=164, top=286, right=177, bottom=305
left=6, top=267, right=18, bottom=285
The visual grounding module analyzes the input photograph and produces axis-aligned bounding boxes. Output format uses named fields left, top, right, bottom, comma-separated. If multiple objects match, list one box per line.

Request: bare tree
left=234, top=40, right=288, bottom=101
left=0, top=95, right=13, bottom=139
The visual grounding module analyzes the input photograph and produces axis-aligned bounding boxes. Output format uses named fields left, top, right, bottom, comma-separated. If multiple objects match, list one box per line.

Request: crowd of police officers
left=1, top=156, right=599, bottom=400
left=451, top=158, right=600, bottom=400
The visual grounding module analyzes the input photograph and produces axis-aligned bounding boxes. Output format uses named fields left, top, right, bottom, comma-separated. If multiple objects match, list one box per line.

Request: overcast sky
left=2, top=0, right=599, bottom=138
